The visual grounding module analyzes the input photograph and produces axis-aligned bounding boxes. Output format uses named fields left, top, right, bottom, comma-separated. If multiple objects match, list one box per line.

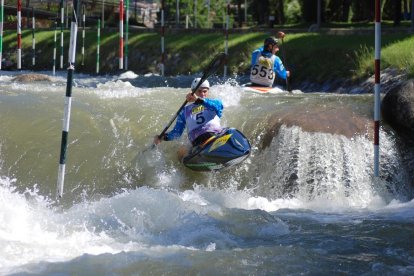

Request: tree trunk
left=411, top=0, right=414, bottom=30
left=275, top=0, right=285, bottom=24
left=237, top=0, right=243, bottom=27
left=403, top=0, right=409, bottom=19
left=251, top=0, right=269, bottom=25
left=394, top=0, right=402, bottom=26
left=342, top=0, right=352, bottom=21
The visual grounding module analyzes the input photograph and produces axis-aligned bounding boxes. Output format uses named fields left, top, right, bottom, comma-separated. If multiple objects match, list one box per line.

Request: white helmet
left=191, top=78, right=210, bottom=90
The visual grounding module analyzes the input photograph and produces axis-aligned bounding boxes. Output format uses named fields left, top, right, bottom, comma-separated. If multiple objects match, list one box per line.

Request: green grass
left=382, top=36, right=414, bottom=76
left=1, top=29, right=413, bottom=85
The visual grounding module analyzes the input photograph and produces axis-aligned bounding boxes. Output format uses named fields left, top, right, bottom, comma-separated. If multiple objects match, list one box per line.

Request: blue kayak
left=182, top=128, right=251, bottom=172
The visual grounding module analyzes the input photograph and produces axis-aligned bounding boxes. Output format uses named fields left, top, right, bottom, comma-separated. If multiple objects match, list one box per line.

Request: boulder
left=12, top=73, right=52, bottom=82
left=382, top=79, right=414, bottom=141
left=261, top=105, right=372, bottom=149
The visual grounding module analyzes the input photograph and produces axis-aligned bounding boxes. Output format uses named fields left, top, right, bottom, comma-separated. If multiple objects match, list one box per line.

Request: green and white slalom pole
left=57, top=0, right=79, bottom=198
left=31, top=7, right=35, bottom=66
left=53, top=20, right=57, bottom=75
left=125, top=0, right=129, bottom=70
left=0, top=0, right=3, bottom=70
left=96, top=19, right=100, bottom=73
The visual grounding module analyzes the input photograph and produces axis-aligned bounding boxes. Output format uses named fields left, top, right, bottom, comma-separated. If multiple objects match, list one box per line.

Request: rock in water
left=382, top=79, right=414, bottom=141
left=12, top=73, right=52, bottom=82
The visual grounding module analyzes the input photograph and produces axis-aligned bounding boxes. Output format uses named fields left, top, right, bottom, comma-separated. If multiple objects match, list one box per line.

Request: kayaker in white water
left=250, top=32, right=290, bottom=87
left=153, top=78, right=224, bottom=160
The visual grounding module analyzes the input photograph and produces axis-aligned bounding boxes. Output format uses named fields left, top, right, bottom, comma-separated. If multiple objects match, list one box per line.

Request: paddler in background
left=153, top=78, right=224, bottom=160
left=250, top=32, right=290, bottom=87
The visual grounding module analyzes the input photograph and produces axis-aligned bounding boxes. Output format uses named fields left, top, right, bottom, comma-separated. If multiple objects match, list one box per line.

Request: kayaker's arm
left=195, top=98, right=223, bottom=118
left=154, top=110, right=186, bottom=145
left=273, top=56, right=288, bottom=80
left=164, top=110, right=186, bottom=141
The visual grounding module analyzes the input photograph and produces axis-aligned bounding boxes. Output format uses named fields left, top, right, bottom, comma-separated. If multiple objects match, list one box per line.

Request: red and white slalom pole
left=374, top=0, right=381, bottom=177
left=17, top=0, right=22, bottom=69
left=119, top=0, right=124, bottom=70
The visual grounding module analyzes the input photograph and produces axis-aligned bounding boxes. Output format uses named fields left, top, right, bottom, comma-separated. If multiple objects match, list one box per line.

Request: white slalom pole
left=160, top=0, right=165, bottom=76
left=119, top=0, right=124, bottom=70
left=81, top=4, right=85, bottom=66
left=17, top=0, right=21, bottom=70
left=96, top=19, right=100, bottom=74
left=0, top=0, right=4, bottom=70
left=60, top=0, right=64, bottom=69
left=125, top=0, right=129, bottom=70
left=32, top=7, right=35, bottom=66
left=57, top=0, right=79, bottom=198
left=374, top=0, right=381, bottom=177
left=223, top=0, right=229, bottom=77
left=53, top=21, right=57, bottom=75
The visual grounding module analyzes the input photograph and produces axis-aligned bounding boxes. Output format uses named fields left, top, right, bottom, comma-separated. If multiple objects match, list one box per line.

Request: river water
left=1, top=71, right=413, bottom=275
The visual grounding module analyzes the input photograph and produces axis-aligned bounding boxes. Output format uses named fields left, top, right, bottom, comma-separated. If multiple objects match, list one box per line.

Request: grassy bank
left=2, top=29, right=413, bottom=85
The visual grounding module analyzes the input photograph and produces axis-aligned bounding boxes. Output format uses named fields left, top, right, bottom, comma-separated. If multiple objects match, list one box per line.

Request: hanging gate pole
left=160, top=0, right=165, bottom=76
left=60, top=0, right=64, bottom=69
left=53, top=20, right=57, bottom=75
left=32, top=7, right=35, bottom=66
left=125, top=0, right=129, bottom=70
left=374, top=0, right=381, bottom=177
left=0, top=0, right=4, bottom=70
left=96, top=19, right=100, bottom=74
left=119, top=0, right=124, bottom=69
left=223, top=0, right=229, bottom=77
left=17, top=0, right=22, bottom=69
left=81, top=4, right=85, bottom=66
left=57, top=0, right=79, bottom=198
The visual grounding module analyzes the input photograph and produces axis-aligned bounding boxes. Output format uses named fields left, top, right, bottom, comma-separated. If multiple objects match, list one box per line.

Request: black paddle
left=154, top=52, right=228, bottom=146
left=278, top=32, right=292, bottom=93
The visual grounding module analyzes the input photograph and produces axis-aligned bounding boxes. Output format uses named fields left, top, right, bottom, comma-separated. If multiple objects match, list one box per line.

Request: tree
left=326, top=0, right=352, bottom=22
left=412, top=0, right=414, bottom=30
left=351, top=0, right=375, bottom=22
left=393, top=0, right=402, bottom=26
left=298, top=0, right=325, bottom=23
left=250, top=0, right=270, bottom=25
left=272, top=0, right=286, bottom=25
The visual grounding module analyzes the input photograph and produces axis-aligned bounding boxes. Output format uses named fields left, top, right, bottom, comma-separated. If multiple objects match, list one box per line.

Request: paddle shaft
left=157, top=75, right=206, bottom=139
left=280, top=38, right=292, bottom=92
left=155, top=52, right=226, bottom=141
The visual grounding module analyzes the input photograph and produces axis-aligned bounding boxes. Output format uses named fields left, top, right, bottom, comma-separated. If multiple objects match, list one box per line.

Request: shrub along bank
left=1, top=29, right=413, bottom=87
